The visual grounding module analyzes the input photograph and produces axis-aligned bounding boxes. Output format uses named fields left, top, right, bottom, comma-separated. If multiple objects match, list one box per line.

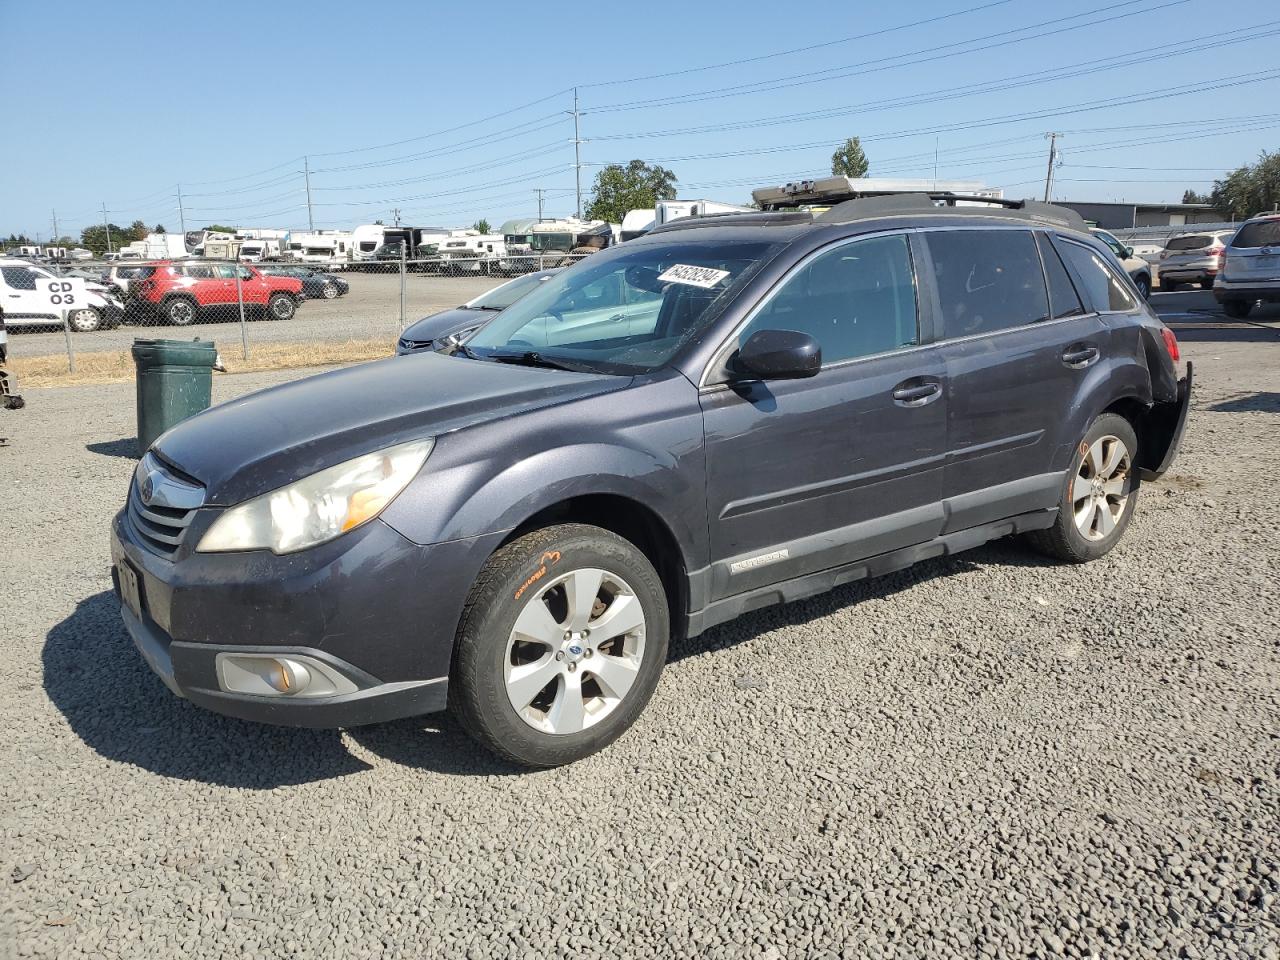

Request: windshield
left=1166, top=235, right=1212, bottom=252
left=1232, top=219, right=1280, bottom=248
left=469, top=271, right=553, bottom=310
left=465, top=239, right=783, bottom=374
left=530, top=233, right=573, bottom=252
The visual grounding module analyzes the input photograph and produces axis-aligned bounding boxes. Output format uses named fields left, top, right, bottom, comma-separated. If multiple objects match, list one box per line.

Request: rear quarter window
left=1058, top=239, right=1136, bottom=313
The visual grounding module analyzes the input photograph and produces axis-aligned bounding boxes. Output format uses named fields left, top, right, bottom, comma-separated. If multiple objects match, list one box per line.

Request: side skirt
left=682, top=508, right=1056, bottom=638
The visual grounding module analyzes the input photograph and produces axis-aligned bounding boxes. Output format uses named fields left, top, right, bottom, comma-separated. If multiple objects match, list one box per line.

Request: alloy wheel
left=504, top=567, right=647, bottom=735
left=1072, top=435, right=1132, bottom=541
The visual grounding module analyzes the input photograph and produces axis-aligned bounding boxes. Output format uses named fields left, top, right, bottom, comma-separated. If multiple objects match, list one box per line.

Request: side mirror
left=735, top=329, right=821, bottom=380
left=1123, top=246, right=1134, bottom=259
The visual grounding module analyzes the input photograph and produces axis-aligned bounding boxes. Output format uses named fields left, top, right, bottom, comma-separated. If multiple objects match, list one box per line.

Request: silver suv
left=1214, top=213, right=1280, bottom=318
left=1158, top=230, right=1234, bottom=290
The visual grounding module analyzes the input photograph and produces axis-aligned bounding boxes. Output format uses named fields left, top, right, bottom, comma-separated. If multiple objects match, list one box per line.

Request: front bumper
left=111, top=507, right=504, bottom=728
left=1213, top=280, right=1280, bottom=303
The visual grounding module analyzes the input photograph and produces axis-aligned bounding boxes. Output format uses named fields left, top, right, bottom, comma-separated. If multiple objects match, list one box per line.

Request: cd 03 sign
left=44, top=278, right=86, bottom=305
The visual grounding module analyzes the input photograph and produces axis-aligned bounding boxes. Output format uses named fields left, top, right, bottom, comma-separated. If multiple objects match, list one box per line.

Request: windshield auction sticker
left=657, top=264, right=731, bottom=289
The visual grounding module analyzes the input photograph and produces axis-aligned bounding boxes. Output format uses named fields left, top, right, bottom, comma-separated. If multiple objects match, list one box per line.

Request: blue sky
left=2, top=0, right=1277, bottom=240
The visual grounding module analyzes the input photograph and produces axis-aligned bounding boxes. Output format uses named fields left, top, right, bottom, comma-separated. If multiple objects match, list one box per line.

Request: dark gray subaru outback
left=111, top=191, right=1191, bottom=767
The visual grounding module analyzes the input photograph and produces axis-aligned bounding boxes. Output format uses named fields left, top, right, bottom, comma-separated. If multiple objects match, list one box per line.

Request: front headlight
left=197, top=438, right=434, bottom=554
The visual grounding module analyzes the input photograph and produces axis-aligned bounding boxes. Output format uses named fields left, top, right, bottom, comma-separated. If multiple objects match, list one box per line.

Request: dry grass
left=10, top=338, right=394, bottom=388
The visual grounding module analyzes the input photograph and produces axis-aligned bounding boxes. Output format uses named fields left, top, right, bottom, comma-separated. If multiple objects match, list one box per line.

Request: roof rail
left=646, top=210, right=814, bottom=235
left=812, top=193, right=1089, bottom=231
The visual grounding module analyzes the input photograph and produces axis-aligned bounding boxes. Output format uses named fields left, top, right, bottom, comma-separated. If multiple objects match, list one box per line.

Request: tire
left=66, top=306, right=102, bottom=332
left=1025, top=413, right=1140, bottom=563
left=1222, top=299, right=1253, bottom=319
left=450, top=523, right=670, bottom=768
left=165, top=298, right=196, bottom=326
left=266, top=293, right=296, bottom=321
left=321, top=282, right=338, bottom=300
left=1134, top=275, right=1151, bottom=299
left=1199, top=279, right=1214, bottom=291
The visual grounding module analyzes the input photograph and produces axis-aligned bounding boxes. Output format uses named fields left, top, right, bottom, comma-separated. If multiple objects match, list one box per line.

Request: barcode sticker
left=657, top=264, right=731, bottom=289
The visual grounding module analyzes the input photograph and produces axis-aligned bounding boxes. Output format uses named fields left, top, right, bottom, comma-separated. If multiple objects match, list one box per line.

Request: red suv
left=133, top=261, right=304, bottom=326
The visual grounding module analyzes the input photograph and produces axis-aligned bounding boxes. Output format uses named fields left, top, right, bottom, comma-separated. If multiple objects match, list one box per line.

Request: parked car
left=258, top=265, right=349, bottom=300
left=1157, top=230, right=1234, bottom=290
left=1090, top=229, right=1152, bottom=298
left=396, top=269, right=561, bottom=354
left=0, top=258, right=125, bottom=331
left=1213, top=212, right=1280, bottom=318
left=131, top=260, right=304, bottom=325
left=1125, top=237, right=1166, bottom=265
left=111, top=194, right=1190, bottom=768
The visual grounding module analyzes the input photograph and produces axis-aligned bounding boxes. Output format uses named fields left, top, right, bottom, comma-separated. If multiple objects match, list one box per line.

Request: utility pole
left=102, top=202, right=113, bottom=254
left=303, top=156, right=315, bottom=231
left=534, top=188, right=546, bottom=220
left=1043, top=132, right=1062, bottom=202
left=391, top=207, right=401, bottom=226
left=51, top=209, right=59, bottom=241
left=570, top=88, right=583, bottom=219
left=177, top=183, right=186, bottom=235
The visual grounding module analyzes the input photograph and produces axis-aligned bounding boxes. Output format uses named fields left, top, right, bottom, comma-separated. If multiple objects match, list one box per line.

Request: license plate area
left=118, top=561, right=144, bottom=619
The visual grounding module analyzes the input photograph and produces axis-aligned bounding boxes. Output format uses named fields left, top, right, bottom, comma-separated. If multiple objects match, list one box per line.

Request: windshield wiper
left=485, top=351, right=593, bottom=373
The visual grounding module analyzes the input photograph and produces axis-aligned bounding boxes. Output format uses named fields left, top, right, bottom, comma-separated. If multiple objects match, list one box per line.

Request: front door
left=701, top=232, right=948, bottom=601
left=0, top=265, right=57, bottom=323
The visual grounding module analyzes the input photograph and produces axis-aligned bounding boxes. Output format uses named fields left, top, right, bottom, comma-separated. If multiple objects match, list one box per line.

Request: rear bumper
left=1140, top=362, right=1193, bottom=480
left=1213, top=281, right=1280, bottom=303
left=1159, top=267, right=1216, bottom=283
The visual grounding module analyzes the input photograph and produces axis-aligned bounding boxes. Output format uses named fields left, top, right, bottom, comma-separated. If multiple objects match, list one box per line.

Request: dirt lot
left=1, top=294, right=1278, bottom=959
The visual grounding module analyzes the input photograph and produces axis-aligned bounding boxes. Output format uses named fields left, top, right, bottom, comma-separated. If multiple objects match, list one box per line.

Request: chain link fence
left=0, top=251, right=593, bottom=372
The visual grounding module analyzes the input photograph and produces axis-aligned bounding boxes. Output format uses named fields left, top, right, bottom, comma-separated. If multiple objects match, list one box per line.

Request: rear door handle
left=1062, top=345, right=1099, bottom=367
left=892, top=380, right=942, bottom=407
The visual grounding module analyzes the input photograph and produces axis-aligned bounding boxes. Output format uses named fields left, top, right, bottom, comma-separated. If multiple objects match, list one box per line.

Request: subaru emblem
left=140, top=470, right=156, bottom=505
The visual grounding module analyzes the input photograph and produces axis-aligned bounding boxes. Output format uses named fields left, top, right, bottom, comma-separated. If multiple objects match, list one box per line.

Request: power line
left=587, top=0, right=1185, bottom=114
left=582, top=0, right=1015, bottom=88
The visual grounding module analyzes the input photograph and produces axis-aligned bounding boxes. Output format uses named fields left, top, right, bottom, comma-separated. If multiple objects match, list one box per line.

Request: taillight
left=1161, top=327, right=1180, bottom=363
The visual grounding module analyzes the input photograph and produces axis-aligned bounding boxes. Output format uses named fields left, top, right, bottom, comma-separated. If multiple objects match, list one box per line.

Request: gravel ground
left=6, top=271, right=499, bottom=358
left=1, top=297, right=1278, bottom=959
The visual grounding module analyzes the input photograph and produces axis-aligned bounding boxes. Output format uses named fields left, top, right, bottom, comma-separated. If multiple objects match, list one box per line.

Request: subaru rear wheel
left=450, top=524, right=669, bottom=767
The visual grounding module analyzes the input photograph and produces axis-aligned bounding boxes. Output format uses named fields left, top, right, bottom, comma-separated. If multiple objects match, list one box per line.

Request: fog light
left=265, top=658, right=311, bottom=695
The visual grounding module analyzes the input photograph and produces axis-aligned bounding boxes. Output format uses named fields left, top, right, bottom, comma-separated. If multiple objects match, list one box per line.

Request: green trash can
left=132, top=338, right=217, bottom=456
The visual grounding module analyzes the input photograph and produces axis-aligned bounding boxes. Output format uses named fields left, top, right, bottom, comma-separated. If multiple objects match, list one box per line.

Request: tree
left=80, top=223, right=127, bottom=255
left=128, top=220, right=148, bottom=242
left=153, top=223, right=167, bottom=234
left=830, top=137, right=870, bottom=178
left=472, top=218, right=491, bottom=234
left=1208, top=150, right=1280, bottom=221
left=1182, top=189, right=1210, bottom=204
left=202, top=224, right=237, bottom=234
left=585, top=160, right=678, bottom=223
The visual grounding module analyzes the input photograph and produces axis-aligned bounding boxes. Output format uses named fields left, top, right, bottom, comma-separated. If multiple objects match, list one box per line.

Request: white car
left=0, top=258, right=125, bottom=331
left=1214, top=213, right=1280, bottom=318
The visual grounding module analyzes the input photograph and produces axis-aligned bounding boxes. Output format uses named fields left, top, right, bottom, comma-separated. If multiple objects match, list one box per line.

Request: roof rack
left=812, top=193, right=1089, bottom=231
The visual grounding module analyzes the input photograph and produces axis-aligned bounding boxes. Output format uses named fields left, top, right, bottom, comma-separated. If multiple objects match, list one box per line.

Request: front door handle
left=892, top=380, right=942, bottom=407
left=1062, top=344, right=1099, bottom=368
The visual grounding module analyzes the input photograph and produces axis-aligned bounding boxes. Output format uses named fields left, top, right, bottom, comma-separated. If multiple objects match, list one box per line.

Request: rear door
left=0, top=265, right=58, bottom=323
left=700, top=231, right=948, bottom=599
left=927, top=228, right=1105, bottom=531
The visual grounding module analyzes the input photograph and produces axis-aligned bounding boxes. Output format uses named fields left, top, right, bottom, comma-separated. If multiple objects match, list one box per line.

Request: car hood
left=400, top=307, right=488, bottom=345
left=153, top=352, right=626, bottom=504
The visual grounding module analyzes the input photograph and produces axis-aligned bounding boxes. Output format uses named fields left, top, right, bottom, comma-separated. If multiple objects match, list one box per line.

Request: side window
left=743, top=233, right=918, bottom=365
left=927, top=229, right=1049, bottom=338
left=213, top=265, right=238, bottom=279
left=185, top=264, right=216, bottom=280
left=1036, top=233, right=1086, bottom=319
left=1, top=266, right=37, bottom=290
left=1058, top=240, right=1136, bottom=313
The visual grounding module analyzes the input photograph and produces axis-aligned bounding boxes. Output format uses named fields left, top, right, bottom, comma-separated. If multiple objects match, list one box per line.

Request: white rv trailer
left=236, top=238, right=284, bottom=262
left=436, top=233, right=507, bottom=274
left=123, top=233, right=192, bottom=260
left=293, top=231, right=352, bottom=269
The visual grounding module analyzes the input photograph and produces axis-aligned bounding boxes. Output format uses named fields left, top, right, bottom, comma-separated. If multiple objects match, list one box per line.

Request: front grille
left=127, top=492, right=197, bottom=558
left=126, top=453, right=205, bottom=558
